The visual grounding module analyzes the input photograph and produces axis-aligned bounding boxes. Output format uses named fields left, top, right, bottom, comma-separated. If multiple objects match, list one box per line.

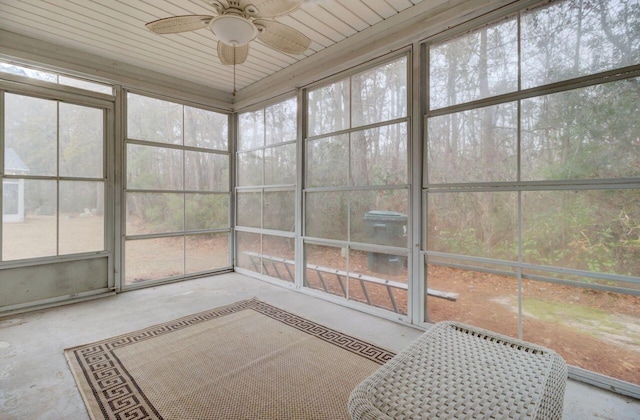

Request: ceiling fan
left=145, top=0, right=312, bottom=67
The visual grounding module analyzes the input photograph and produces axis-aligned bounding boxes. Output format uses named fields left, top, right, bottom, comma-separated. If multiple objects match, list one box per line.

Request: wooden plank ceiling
left=0, top=0, right=424, bottom=94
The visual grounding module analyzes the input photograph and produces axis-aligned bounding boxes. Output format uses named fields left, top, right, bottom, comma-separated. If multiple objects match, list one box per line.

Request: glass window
left=308, top=79, right=350, bottom=136
left=521, top=79, right=640, bottom=181
left=125, top=93, right=231, bottom=285
left=429, top=18, right=518, bottom=109
left=521, top=0, right=640, bottom=89
left=427, top=103, right=517, bottom=184
left=352, top=57, right=407, bottom=127
left=2, top=93, right=106, bottom=261
left=127, top=93, right=182, bottom=144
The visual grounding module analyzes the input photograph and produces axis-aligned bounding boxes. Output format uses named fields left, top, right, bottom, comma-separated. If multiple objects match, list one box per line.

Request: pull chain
left=233, top=47, right=237, bottom=97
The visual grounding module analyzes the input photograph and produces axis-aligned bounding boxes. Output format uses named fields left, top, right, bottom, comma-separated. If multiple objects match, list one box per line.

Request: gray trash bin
left=364, top=211, right=407, bottom=275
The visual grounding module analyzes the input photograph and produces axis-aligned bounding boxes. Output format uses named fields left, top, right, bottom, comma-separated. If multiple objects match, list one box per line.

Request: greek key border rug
left=64, top=298, right=395, bottom=419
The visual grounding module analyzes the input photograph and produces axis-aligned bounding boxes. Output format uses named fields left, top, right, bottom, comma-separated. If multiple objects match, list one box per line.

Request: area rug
left=64, top=298, right=395, bottom=419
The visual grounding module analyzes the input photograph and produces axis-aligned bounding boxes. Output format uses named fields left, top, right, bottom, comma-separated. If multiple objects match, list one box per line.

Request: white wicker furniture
left=349, top=321, right=568, bottom=419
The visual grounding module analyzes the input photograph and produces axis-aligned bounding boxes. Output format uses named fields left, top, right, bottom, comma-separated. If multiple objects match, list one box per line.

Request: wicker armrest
left=348, top=321, right=568, bottom=419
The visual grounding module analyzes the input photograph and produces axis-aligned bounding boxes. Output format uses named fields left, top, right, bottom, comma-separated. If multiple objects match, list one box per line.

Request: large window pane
left=429, top=18, right=518, bottom=109
left=265, top=98, right=297, bottom=145
left=127, top=93, right=182, bottom=144
left=126, top=193, right=184, bottom=235
left=426, top=257, right=519, bottom=338
left=306, top=134, right=348, bottom=187
left=304, top=243, right=347, bottom=297
left=236, top=231, right=261, bottom=273
left=305, top=191, right=348, bottom=241
left=185, top=151, right=229, bottom=191
left=308, top=80, right=350, bottom=136
left=238, top=110, right=264, bottom=150
left=522, top=280, right=640, bottom=387
left=5, top=94, right=57, bottom=176
left=59, top=181, right=104, bottom=255
left=522, top=0, right=640, bottom=89
left=262, top=235, right=296, bottom=282
left=427, top=102, right=517, bottom=184
left=427, top=191, right=518, bottom=261
left=352, top=57, right=407, bottom=127
left=59, top=103, right=103, bottom=178
left=350, top=123, right=408, bottom=186
left=522, top=189, right=640, bottom=277
left=522, top=79, right=640, bottom=181
left=264, top=143, right=296, bottom=186
left=350, top=189, right=408, bottom=247
left=126, top=144, right=183, bottom=190
left=349, top=248, right=408, bottom=315
left=237, top=150, right=263, bottom=187
left=264, top=190, right=295, bottom=232
left=184, top=106, right=228, bottom=150
left=185, top=193, right=228, bottom=231
left=185, top=232, right=229, bottom=274
left=125, top=237, right=184, bottom=284
left=236, top=191, right=261, bottom=228
left=2, top=180, right=57, bottom=260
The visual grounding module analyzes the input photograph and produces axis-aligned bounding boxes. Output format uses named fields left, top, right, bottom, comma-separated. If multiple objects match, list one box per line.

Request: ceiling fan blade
left=254, top=19, right=311, bottom=55
left=145, top=15, right=214, bottom=34
left=217, top=41, right=249, bottom=65
left=242, top=0, right=301, bottom=18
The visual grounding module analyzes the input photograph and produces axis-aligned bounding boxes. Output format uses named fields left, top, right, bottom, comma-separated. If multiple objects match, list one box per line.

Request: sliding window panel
left=429, top=18, right=518, bottom=109
left=125, top=192, right=184, bottom=236
left=521, top=79, right=640, bottom=181
left=304, top=243, right=347, bottom=298
left=127, top=93, right=182, bottom=145
left=236, top=191, right=261, bottom=229
left=237, top=150, right=263, bottom=187
left=126, top=144, right=183, bottom=190
left=59, top=181, right=104, bottom=255
left=350, top=123, right=408, bottom=186
left=307, top=79, right=350, bottom=136
left=427, top=191, right=518, bottom=261
left=2, top=179, right=57, bottom=260
left=306, top=134, right=349, bottom=187
left=351, top=57, right=407, bottom=128
left=238, top=110, right=265, bottom=150
left=265, top=98, right=297, bottom=145
left=185, top=151, right=229, bottom=191
left=521, top=0, right=640, bottom=89
left=184, top=105, right=228, bottom=151
left=236, top=231, right=261, bottom=273
left=425, top=255, right=519, bottom=338
left=59, top=103, right=104, bottom=178
left=521, top=279, right=640, bottom=387
left=4, top=93, right=57, bottom=176
left=349, top=189, right=409, bottom=247
left=125, top=237, right=184, bottom=285
left=427, top=102, right=517, bottom=184
left=185, top=232, right=229, bottom=274
left=522, top=189, right=640, bottom=277
left=305, top=191, right=348, bottom=241
left=185, top=193, right=229, bottom=231
left=264, top=190, right=295, bottom=232
left=348, top=248, right=408, bottom=315
left=264, top=143, right=296, bottom=186
left=58, top=76, right=113, bottom=95
left=262, top=234, right=296, bottom=282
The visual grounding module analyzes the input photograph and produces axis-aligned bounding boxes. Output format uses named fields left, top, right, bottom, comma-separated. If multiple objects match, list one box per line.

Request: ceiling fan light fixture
left=210, top=14, right=257, bottom=46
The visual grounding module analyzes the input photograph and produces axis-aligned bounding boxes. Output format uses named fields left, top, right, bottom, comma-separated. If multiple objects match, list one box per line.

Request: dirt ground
left=297, top=245, right=640, bottom=386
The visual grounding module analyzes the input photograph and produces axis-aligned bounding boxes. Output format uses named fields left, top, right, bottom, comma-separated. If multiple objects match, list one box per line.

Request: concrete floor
left=1, top=272, right=638, bottom=419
